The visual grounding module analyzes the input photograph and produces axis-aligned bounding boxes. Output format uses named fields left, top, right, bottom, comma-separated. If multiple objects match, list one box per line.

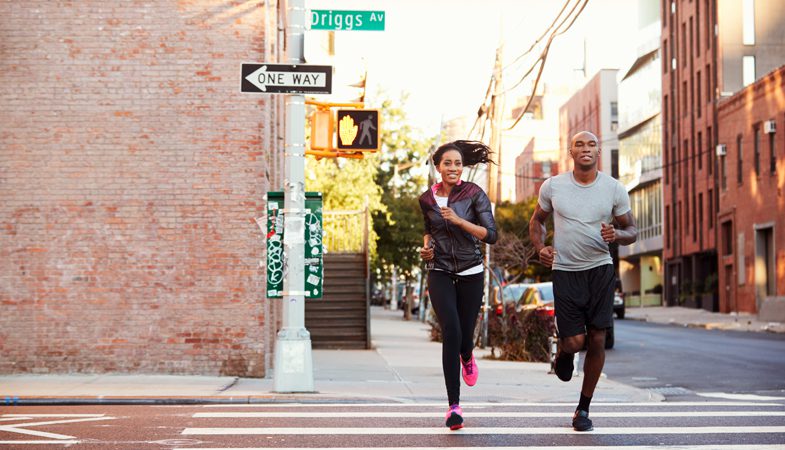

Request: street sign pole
left=274, top=0, right=314, bottom=393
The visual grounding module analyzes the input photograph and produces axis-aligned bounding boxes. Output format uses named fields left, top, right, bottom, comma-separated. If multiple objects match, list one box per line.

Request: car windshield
left=537, top=284, right=554, bottom=303
left=502, top=284, right=528, bottom=302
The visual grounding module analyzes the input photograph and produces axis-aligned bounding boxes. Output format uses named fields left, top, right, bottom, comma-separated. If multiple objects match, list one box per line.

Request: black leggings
left=427, top=270, right=485, bottom=406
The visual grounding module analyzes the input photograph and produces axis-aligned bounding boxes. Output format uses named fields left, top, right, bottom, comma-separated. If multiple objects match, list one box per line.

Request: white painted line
left=1, top=414, right=106, bottom=418
left=202, top=401, right=784, bottom=407
left=0, top=426, right=75, bottom=440
left=0, top=441, right=80, bottom=445
left=698, top=392, right=785, bottom=401
left=174, top=447, right=785, bottom=450
left=181, top=425, right=785, bottom=435
left=193, top=410, right=785, bottom=418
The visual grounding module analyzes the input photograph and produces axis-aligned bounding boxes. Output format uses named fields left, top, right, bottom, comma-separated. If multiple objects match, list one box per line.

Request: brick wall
left=716, top=66, right=785, bottom=314
left=0, top=1, right=283, bottom=376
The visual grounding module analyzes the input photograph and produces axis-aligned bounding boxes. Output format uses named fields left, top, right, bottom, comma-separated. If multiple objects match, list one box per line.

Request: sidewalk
left=624, top=305, right=785, bottom=333
left=0, top=307, right=660, bottom=405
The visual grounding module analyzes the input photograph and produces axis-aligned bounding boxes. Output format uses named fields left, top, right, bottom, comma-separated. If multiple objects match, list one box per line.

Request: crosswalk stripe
left=0, top=441, right=80, bottom=445
left=193, top=411, right=785, bottom=418
left=181, top=425, right=785, bottom=435
left=173, top=447, right=785, bottom=450
left=202, top=401, right=783, bottom=408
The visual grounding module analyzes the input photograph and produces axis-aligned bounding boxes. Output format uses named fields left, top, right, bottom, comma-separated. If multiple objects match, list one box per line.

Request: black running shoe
left=554, top=350, right=574, bottom=382
left=572, top=409, right=593, bottom=431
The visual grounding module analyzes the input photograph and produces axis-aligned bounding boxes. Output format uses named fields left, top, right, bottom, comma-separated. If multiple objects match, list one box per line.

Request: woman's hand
left=440, top=206, right=464, bottom=226
left=420, top=245, right=434, bottom=261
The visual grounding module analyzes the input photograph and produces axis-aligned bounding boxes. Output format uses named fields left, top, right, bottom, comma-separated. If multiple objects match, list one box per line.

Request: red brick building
left=558, top=69, right=619, bottom=178
left=660, top=0, right=785, bottom=310
left=515, top=138, right=558, bottom=202
left=716, top=66, right=785, bottom=318
left=0, top=2, right=285, bottom=376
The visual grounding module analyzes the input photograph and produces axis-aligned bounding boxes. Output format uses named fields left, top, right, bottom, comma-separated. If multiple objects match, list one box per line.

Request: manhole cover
left=648, top=386, right=693, bottom=396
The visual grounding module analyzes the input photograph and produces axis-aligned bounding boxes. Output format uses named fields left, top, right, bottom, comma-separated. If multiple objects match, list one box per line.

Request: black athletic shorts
left=552, top=264, right=615, bottom=338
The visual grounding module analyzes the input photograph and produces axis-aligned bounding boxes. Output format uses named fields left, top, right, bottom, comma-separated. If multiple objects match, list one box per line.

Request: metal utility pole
left=274, top=0, right=314, bottom=393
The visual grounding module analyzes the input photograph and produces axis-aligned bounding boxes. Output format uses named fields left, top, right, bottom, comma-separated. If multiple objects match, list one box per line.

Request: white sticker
left=307, top=274, right=320, bottom=286
left=269, top=202, right=279, bottom=210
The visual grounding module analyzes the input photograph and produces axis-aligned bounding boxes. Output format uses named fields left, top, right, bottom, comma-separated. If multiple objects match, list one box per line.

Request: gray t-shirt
left=538, top=171, right=631, bottom=271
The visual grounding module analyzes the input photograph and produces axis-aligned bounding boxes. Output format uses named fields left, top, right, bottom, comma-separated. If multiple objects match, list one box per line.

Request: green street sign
left=310, top=10, right=385, bottom=31
left=265, top=192, right=323, bottom=299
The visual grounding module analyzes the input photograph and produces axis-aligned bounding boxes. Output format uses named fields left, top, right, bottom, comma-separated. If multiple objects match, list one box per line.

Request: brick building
left=660, top=0, right=785, bottom=309
left=515, top=138, right=558, bottom=202
left=0, top=2, right=285, bottom=376
left=558, top=69, right=620, bottom=178
left=716, top=66, right=785, bottom=319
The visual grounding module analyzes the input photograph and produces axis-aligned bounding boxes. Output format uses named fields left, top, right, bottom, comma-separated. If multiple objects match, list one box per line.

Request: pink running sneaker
left=461, top=354, right=478, bottom=386
left=445, top=404, right=464, bottom=430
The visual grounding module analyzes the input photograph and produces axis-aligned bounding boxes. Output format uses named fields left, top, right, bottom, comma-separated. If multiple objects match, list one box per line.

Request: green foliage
left=305, top=154, right=385, bottom=257
left=372, top=93, right=435, bottom=281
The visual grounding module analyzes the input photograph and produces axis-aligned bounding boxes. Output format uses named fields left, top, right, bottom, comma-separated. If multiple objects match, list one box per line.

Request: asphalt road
left=2, top=402, right=785, bottom=449
left=604, top=319, right=785, bottom=398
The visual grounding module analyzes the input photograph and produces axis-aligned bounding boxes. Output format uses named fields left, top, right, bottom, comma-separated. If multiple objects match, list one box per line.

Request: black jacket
left=419, top=181, right=498, bottom=273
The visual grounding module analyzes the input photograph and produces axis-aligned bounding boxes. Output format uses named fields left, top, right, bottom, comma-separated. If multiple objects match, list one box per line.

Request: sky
left=304, top=0, right=641, bottom=137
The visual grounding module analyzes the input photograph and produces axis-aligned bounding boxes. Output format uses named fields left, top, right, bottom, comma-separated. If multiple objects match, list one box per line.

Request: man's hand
left=601, top=222, right=616, bottom=243
left=420, top=244, right=434, bottom=261
left=440, top=206, right=464, bottom=225
left=539, top=246, right=556, bottom=268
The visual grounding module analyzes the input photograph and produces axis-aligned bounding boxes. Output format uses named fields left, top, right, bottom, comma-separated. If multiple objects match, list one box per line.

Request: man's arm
left=601, top=211, right=638, bottom=245
left=529, top=204, right=551, bottom=252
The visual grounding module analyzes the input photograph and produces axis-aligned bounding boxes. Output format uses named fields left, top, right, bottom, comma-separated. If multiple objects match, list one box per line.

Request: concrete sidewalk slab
left=0, top=307, right=661, bottom=404
left=625, top=306, right=785, bottom=333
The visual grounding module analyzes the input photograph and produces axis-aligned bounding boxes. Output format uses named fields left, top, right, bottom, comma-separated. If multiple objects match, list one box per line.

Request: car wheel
left=604, top=326, right=615, bottom=349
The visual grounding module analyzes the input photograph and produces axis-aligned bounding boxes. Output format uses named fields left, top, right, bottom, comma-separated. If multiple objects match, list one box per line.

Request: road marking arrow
left=0, top=415, right=116, bottom=440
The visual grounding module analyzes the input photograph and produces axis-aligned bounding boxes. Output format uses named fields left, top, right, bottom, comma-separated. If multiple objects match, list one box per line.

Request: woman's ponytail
left=432, top=140, right=495, bottom=167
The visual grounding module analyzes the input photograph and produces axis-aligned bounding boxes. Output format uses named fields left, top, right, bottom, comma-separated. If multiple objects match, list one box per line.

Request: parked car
left=613, top=289, right=625, bottom=319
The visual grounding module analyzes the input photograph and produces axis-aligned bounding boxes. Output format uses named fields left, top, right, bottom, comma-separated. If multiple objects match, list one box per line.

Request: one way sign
left=241, top=63, right=332, bottom=94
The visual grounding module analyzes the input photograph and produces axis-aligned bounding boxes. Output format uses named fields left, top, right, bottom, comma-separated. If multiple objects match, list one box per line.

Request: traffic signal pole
left=273, top=0, right=314, bottom=393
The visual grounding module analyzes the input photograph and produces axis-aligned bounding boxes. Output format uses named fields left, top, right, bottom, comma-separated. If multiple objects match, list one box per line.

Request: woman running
left=418, top=140, right=497, bottom=430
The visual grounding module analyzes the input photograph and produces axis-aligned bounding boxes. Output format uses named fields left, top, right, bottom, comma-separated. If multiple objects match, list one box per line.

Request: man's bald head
left=570, top=131, right=599, bottom=149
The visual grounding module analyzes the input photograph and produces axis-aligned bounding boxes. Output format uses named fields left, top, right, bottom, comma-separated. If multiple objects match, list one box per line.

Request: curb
left=2, top=395, right=416, bottom=406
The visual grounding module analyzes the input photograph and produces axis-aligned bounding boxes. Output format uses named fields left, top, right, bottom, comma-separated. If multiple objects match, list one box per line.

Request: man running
left=529, top=130, right=637, bottom=431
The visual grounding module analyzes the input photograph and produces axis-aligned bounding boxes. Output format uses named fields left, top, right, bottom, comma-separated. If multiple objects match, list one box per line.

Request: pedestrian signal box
left=336, top=109, right=380, bottom=151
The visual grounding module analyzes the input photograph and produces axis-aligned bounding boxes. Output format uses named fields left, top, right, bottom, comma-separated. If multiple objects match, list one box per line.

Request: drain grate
left=648, top=386, right=694, bottom=396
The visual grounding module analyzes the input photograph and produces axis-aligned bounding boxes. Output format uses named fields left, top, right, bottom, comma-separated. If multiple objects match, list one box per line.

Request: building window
left=665, top=206, right=670, bottom=248
left=697, top=131, right=703, bottom=171
left=698, top=193, right=703, bottom=246
left=689, top=18, right=694, bottom=62
left=722, top=221, right=733, bottom=255
left=683, top=81, right=688, bottom=116
left=705, top=0, right=712, bottom=51
left=696, top=0, right=701, bottom=51
left=721, top=151, right=727, bottom=190
left=754, top=124, right=761, bottom=177
left=742, top=0, right=756, bottom=45
left=743, top=56, right=756, bottom=87
left=737, top=134, right=744, bottom=185
left=682, top=22, right=687, bottom=67
left=693, top=194, right=697, bottom=242
left=696, top=72, right=702, bottom=118
left=672, top=145, right=678, bottom=185
left=707, top=126, right=713, bottom=175
left=663, top=40, right=668, bottom=73
left=706, top=64, right=712, bottom=104
left=708, top=188, right=713, bottom=229
left=770, top=122, right=777, bottom=175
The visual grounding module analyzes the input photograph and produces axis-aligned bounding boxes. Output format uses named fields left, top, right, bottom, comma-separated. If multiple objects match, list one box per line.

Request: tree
left=492, top=197, right=553, bottom=285
left=372, top=93, right=435, bottom=319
